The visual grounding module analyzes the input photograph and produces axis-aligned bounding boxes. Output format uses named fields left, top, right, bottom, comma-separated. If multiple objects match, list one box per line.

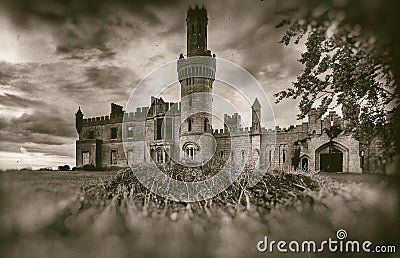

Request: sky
left=0, top=0, right=308, bottom=170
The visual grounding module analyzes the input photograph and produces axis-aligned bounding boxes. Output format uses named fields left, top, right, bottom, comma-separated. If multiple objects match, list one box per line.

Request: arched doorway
left=301, top=156, right=309, bottom=170
left=315, top=141, right=348, bottom=172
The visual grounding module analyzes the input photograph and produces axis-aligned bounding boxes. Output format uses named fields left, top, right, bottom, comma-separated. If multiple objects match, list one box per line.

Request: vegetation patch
left=76, top=166, right=319, bottom=220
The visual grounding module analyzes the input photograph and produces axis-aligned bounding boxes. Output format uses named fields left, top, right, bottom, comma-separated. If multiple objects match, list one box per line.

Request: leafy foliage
left=274, top=0, right=400, bottom=156
left=324, top=124, right=343, bottom=140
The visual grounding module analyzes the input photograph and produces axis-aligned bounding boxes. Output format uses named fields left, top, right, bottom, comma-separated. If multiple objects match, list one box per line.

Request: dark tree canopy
left=275, top=0, right=400, bottom=156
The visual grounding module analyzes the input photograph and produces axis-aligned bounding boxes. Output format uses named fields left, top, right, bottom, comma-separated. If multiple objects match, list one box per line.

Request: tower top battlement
left=186, top=5, right=211, bottom=57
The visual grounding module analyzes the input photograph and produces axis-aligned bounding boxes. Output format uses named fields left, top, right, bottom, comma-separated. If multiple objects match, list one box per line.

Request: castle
left=75, top=6, right=384, bottom=173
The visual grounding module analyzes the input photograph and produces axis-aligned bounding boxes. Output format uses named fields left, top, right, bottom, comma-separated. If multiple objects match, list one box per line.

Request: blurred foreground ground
left=0, top=170, right=398, bottom=258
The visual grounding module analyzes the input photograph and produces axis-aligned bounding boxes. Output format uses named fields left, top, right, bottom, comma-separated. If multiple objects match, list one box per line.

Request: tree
left=291, top=147, right=301, bottom=170
left=274, top=0, right=399, bottom=157
left=58, top=165, right=70, bottom=171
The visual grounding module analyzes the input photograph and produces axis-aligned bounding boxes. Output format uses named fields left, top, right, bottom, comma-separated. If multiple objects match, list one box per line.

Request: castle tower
left=177, top=6, right=216, bottom=164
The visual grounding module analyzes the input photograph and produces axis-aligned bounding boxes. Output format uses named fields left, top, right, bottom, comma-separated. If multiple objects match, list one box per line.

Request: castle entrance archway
left=315, top=141, right=348, bottom=172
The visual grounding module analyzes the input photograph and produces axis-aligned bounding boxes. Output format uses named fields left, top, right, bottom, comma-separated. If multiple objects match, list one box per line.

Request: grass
left=0, top=168, right=398, bottom=258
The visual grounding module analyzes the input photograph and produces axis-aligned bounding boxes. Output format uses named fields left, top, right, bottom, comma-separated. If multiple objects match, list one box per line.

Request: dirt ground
left=0, top=170, right=398, bottom=258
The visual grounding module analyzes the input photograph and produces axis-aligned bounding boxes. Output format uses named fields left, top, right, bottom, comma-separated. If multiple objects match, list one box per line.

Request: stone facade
left=75, top=6, right=384, bottom=173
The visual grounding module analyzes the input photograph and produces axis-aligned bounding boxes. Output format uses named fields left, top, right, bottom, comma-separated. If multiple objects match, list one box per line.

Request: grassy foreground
left=0, top=168, right=398, bottom=258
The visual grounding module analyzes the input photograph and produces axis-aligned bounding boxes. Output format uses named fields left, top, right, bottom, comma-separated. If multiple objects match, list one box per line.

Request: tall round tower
left=177, top=6, right=216, bottom=165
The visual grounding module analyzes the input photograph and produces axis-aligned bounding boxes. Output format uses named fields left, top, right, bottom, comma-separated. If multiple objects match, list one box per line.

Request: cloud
left=0, top=0, right=183, bottom=26
left=11, top=110, right=76, bottom=137
left=0, top=93, right=42, bottom=108
left=0, top=0, right=185, bottom=61
left=84, top=66, right=135, bottom=90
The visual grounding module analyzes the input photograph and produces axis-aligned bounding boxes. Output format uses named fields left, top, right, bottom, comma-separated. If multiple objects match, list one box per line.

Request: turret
left=75, top=107, right=84, bottom=134
left=251, top=98, right=261, bottom=133
left=110, top=103, right=123, bottom=117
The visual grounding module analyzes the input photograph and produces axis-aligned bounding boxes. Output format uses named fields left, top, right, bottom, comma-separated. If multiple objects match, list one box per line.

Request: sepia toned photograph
left=0, top=0, right=399, bottom=257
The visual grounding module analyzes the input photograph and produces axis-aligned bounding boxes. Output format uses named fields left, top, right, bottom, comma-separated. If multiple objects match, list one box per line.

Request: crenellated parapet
left=321, top=111, right=345, bottom=130
left=82, top=114, right=122, bottom=126
left=213, top=126, right=253, bottom=137
left=82, top=106, right=153, bottom=126
left=177, top=56, right=216, bottom=81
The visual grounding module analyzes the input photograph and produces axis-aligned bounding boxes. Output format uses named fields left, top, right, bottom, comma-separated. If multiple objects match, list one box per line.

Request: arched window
left=157, top=148, right=163, bottom=163
left=204, top=118, right=208, bottom=132
left=185, top=143, right=196, bottom=160
left=188, top=118, right=193, bottom=131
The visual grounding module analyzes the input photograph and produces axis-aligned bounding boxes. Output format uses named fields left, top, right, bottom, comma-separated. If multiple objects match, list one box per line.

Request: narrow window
left=282, top=150, right=286, bottom=163
left=268, top=150, right=272, bottom=163
left=188, top=118, right=192, bottom=132
left=241, top=150, right=245, bottom=161
left=156, top=118, right=163, bottom=140
left=204, top=118, right=208, bottom=132
left=188, top=95, right=192, bottom=106
left=220, top=151, right=224, bottom=158
left=157, top=148, right=163, bottom=163
left=82, top=151, right=90, bottom=165
left=165, top=118, right=173, bottom=140
left=110, top=150, right=117, bottom=165
left=127, top=150, right=134, bottom=164
left=110, top=127, right=117, bottom=139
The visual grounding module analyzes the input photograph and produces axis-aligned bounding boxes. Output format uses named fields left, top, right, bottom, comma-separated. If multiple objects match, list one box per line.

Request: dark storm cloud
left=1, top=109, right=75, bottom=139
left=218, top=15, right=302, bottom=81
left=0, top=0, right=184, bottom=60
left=55, top=24, right=117, bottom=60
left=84, top=66, right=135, bottom=90
left=0, top=108, right=76, bottom=158
left=0, top=93, right=43, bottom=108
left=57, top=65, right=136, bottom=103
left=1, top=60, right=135, bottom=106
left=1, top=0, right=183, bottom=26
left=0, top=60, right=136, bottom=161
